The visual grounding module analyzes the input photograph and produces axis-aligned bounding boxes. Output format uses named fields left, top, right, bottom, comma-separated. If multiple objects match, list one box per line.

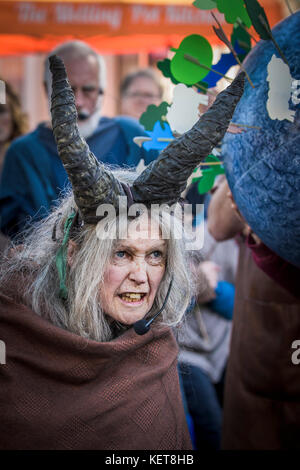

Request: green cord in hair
left=55, top=211, right=77, bottom=301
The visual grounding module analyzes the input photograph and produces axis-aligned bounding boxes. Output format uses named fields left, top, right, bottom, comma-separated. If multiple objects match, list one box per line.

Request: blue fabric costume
left=0, top=116, right=157, bottom=238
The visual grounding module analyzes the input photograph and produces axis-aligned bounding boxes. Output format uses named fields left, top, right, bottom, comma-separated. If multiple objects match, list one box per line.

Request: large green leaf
left=170, top=35, right=213, bottom=86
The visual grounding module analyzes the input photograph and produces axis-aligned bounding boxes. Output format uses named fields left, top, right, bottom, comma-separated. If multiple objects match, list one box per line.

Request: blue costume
left=0, top=116, right=157, bottom=238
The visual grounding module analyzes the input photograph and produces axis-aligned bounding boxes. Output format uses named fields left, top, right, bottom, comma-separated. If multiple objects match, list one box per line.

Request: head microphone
left=133, top=277, right=173, bottom=336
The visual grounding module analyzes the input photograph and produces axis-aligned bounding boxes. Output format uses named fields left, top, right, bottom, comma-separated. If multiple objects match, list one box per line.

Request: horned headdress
left=49, top=55, right=244, bottom=223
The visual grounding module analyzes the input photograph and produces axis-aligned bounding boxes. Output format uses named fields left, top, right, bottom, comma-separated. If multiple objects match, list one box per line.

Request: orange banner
left=0, top=1, right=282, bottom=37
left=0, top=1, right=283, bottom=55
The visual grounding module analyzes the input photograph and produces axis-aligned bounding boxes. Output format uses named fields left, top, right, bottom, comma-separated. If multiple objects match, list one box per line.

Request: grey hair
left=44, top=40, right=106, bottom=94
left=0, top=169, right=192, bottom=342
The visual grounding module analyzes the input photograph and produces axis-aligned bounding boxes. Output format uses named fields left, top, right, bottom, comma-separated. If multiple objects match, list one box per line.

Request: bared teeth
left=120, top=293, right=145, bottom=302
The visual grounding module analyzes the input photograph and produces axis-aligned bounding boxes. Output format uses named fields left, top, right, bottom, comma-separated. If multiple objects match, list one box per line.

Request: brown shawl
left=0, top=291, right=192, bottom=450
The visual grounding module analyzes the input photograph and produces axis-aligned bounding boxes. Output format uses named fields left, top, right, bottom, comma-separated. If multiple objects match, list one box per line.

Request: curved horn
left=49, top=54, right=125, bottom=224
left=131, top=72, right=245, bottom=205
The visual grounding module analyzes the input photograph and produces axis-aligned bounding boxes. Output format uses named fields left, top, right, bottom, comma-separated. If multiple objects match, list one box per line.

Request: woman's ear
left=67, top=240, right=78, bottom=267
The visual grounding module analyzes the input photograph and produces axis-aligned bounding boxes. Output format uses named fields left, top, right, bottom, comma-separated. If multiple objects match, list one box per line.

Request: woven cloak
left=0, top=287, right=192, bottom=450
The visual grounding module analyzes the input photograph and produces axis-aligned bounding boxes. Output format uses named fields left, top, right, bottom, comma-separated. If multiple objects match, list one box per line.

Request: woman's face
left=100, top=214, right=167, bottom=325
left=0, top=102, right=13, bottom=145
left=121, top=76, right=161, bottom=120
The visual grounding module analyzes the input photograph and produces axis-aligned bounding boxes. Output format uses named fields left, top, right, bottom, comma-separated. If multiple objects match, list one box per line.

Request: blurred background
left=0, top=0, right=294, bottom=130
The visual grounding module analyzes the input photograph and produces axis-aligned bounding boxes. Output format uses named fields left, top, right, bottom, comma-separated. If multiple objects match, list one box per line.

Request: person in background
left=177, top=201, right=238, bottom=450
left=0, top=79, right=28, bottom=173
left=0, top=79, right=28, bottom=251
left=207, top=176, right=300, bottom=449
left=120, top=69, right=163, bottom=121
left=0, top=41, right=157, bottom=239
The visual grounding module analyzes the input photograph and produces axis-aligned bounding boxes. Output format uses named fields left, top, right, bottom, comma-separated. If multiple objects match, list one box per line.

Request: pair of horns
left=49, top=55, right=244, bottom=224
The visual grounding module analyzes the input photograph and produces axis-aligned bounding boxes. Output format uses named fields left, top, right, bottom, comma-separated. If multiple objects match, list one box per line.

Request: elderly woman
left=0, top=56, right=244, bottom=450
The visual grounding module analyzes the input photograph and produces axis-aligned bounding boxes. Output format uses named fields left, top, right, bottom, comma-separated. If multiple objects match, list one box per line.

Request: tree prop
left=166, top=83, right=209, bottom=134
left=220, top=12, right=300, bottom=267
left=231, top=23, right=252, bottom=61
left=216, top=0, right=251, bottom=28
left=236, top=17, right=259, bottom=43
left=143, top=121, right=174, bottom=152
left=202, top=35, right=251, bottom=88
left=170, top=35, right=213, bottom=85
left=244, top=0, right=289, bottom=64
left=157, top=58, right=181, bottom=85
left=211, top=12, right=255, bottom=88
left=203, top=51, right=239, bottom=88
left=157, top=57, right=210, bottom=93
left=193, top=0, right=217, bottom=9
left=191, top=155, right=225, bottom=194
left=137, top=0, right=299, bottom=268
left=139, top=101, right=169, bottom=132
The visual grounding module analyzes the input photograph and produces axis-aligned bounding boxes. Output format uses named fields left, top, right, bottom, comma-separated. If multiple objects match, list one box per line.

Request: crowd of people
left=0, top=36, right=299, bottom=451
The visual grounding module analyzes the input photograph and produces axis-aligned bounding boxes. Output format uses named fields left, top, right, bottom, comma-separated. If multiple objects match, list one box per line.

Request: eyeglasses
left=71, top=86, right=104, bottom=97
left=124, top=92, right=161, bottom=101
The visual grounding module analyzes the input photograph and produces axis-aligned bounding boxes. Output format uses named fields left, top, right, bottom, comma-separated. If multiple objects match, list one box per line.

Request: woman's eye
left=149, top=251, right=164, bottom=262
left=115, top=251, right=126, bottom=258
left=113, top=250, right=131, bottom=264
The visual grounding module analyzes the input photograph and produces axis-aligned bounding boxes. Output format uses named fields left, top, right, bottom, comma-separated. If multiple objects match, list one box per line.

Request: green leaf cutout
left=157, top=58, right=181, bottom=85
left=139, top=101, right=169, bottom=132
left=243, top=0, right=271, bottom=40
left=231, top=23, right=252, bottom=60
left=192, top=155, right=225, bottom=194
left=170, top=35, right=213, bottom=86
left=193, top=0, right=217, bottom=9
left=217, top=0, right=252, bottom=28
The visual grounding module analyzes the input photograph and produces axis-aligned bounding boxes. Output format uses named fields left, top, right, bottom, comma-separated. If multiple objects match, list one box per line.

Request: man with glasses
left=0, top=41, right=157, bottom=238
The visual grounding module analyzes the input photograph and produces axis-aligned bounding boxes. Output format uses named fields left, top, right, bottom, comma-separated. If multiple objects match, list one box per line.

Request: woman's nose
left=128, top=259, right=148, bottom=284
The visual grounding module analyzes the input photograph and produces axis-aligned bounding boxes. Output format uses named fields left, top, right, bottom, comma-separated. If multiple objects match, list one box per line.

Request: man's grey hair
left=44, top=40, right=106, bottom=92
